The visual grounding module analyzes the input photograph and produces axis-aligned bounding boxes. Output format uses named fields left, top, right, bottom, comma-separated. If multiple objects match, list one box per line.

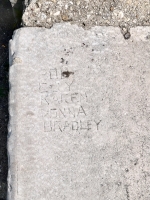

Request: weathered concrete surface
left=9, top=24, right=150, bottom=200
left=22, top=0, right=150, bottom=28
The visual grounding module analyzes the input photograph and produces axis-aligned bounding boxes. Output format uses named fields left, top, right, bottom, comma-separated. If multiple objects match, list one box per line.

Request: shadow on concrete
left=13, top=0, right=24, bottom=27
left=0, top=0, right=23, bottom=199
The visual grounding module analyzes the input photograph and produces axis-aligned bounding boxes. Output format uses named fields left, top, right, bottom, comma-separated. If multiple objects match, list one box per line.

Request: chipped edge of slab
left=8, top=29, right=19, bottom=200
left=7, top=23, right=150, bottom=200
left=8, top=28, right=26, bottom=200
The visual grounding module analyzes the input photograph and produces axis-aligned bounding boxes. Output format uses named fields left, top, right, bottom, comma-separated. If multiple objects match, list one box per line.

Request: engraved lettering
left=63, top=121, right=71, bottom=131
left=44, top=121, right=53, bottom=132
left=50, top=69, right=58, bottom=79
left=65, top=80, right=74, bottom=91
left=68, top=108, right=75, bottom=118
left=41, top=107, right=49, bottom=117
left=71, top=93, right=80, bottom=103
left=41, top=93, right=49, bottom=105
left=78, top=106, right=86, bottom=116
left=54, top=121, right=63, bottom=132
left=72, top=121, right=79, bottom=130
left=94, top=120, right=101, bottom=130
left=80, top=120, right=91, bottom=130
left=87, top=120, right=92, bottom=130
left=50, top=109, right=57, bottom=118
left=40, top=70, right=100, bottom=132
left=39, top=83, right=48, bottom=93
left=80, top=92, right=88, bottom=102
left=59, top=108, right=66, bottom=118
left=61, top=93, right=70, bottom=103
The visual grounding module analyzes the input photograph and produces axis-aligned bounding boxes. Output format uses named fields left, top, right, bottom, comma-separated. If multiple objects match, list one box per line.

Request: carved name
left=39, top=69, right=100, bottom=132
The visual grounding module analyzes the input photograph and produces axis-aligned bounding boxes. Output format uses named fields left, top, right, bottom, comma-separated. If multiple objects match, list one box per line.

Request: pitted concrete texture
left=22, top=0, right=150, bottom=28
left=9, top=24, right=150, bottom=200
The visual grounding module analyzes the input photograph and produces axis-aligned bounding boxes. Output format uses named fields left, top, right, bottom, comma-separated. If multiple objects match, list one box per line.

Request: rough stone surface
left=9, top=24, right=150, bottom=200
left=23, top=0, right=150, bottom=29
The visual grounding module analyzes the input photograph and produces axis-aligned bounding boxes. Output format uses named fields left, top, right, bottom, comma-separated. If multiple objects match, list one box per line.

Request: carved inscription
left=44, top=120, right=101, bottom=132
left=39, top=68, right=101, bottom=132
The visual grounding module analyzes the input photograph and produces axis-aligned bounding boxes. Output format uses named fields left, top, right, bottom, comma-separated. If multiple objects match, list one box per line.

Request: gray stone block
left=8, top=24, right=150, bottom=200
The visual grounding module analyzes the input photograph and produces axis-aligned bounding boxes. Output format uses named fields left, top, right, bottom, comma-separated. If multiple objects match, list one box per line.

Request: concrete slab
left=22, top=0, right=150, bottom=28
left=9, top=24, right=150, bottom=200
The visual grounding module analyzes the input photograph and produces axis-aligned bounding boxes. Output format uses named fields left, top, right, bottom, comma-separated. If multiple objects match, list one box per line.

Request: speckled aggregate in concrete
left=23, top=0, right=150, bottom=29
